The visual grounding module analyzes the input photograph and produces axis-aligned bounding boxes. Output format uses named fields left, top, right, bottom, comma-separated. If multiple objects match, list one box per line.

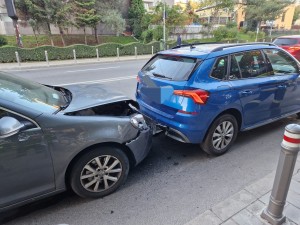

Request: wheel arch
left=64, top=142, right=136, bottom=189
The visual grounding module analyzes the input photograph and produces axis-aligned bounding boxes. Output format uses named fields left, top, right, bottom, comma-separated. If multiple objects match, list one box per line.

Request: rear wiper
left=152, top=73, right=172, bottom=80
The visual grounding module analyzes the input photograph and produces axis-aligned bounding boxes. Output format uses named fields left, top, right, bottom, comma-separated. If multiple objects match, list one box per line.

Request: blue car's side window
left=210, top=56, right=228, bottom=80
left=263, top=49, right=299, bottom=75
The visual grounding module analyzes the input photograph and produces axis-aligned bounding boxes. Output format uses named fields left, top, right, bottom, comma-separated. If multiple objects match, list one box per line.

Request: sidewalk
left=0, top=54, right=153, bottom=70
left=185, top=154, right=300, bottom=225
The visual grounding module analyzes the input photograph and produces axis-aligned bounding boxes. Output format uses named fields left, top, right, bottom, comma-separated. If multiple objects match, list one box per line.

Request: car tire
left=201, top=114, right=238, bottom=156
left=70, top=146, right=129, bottom=198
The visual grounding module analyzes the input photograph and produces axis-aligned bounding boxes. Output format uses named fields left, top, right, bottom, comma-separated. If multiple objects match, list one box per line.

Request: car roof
left=159, top=43, right=278, bottom=60
left=275, top=35, right=300, bottom=39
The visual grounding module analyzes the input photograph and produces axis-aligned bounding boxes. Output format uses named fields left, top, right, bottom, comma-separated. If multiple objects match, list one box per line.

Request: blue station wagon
left=136, top=43, right=300, bottom=155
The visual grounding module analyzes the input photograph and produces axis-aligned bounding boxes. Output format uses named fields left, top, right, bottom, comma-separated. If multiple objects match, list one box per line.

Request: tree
left=28, top=19, right=41, bottom=46
left=128, top=0, right=146, bottom=39
left=73, top=0, right=100, bottom=45
left=44, top=0, right=73, bottom=47
left=244, top=0, right=295, bottom=31
left=103, top=10, right=126, bottom=36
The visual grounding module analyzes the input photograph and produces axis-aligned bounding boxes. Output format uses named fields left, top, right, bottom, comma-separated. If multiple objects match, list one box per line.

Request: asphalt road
left=1, top=59, right=298, bottom=225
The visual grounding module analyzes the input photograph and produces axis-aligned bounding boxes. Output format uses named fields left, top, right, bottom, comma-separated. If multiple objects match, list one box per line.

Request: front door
left=0, top=108, right=55, bottom=209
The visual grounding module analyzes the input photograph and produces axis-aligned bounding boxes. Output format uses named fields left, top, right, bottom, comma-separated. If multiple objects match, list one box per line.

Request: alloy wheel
left=212, top=121, right=234, bottom=151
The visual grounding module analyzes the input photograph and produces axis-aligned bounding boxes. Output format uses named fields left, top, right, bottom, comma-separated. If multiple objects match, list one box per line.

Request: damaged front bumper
left=126, top=127, right=152, bottom=165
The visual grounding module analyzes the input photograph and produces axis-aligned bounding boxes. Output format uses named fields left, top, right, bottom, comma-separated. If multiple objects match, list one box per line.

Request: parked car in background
left=273, top=35, right=300, bottom=61
left=136, top=43, right=300, bottom=156
left=0, top=72, right=151, bottom=212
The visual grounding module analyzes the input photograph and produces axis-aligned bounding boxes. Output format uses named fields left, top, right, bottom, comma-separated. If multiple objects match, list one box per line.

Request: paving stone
left=221, top=219, right=238, bottom=225
left=184, top=210, right=222, bottom=225
left=246, top=200, right=266, bottom=215
left=231, top=209, right=264, bottom=225
left=287, top=190, right=300, bottom=208
left=290, top=180, right=300, bottom=195
left=259, top=192, right=271, bottom=205
left=285, top=203, right=300, bottom=224
left=293, top=172, right=300, bottom=183
left=211, top=189, right=257, bottom=221
left=244, top=173, right=274, bottom=198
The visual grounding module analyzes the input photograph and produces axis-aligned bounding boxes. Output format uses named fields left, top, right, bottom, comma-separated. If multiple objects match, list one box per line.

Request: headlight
left=130, top=114, right=148, bottom=130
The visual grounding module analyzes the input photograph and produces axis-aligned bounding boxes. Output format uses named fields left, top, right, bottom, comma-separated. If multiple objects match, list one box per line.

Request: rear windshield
left=142, top=54, right=198, bottom=81
left=274, top=38, right=298, bottom=46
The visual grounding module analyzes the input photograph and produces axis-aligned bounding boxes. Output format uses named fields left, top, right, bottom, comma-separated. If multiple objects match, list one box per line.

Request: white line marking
left=64, top=66, right=120, bottom=73
left=58, top=75, right=136, bottom=86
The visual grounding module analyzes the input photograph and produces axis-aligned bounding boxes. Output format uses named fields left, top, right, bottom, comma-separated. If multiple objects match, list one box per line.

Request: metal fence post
left=152, top=46, right=154, bottom=55
left=15, top=51, right=21, bottom=67
left=73, top=49, right=77, bottom=64
left=117, top=48, right=119, bottom=60
left=135, top=46, right=137, bottom=59
left=261, top=124, right=300, bottom=225
left=45, top=50, right=49, bottom=67
left=96, top=48, right=99, bottom=61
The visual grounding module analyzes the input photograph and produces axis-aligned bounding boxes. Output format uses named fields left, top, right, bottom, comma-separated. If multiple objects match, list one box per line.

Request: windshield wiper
left=152, top=73, right=172, bottom=80
left=53, top=103, right=70, bottom=114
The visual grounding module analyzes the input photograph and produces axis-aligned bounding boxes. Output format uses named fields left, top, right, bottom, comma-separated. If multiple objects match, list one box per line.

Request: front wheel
left=70, top=146, right=129, bottom=198
left=201, top=114, right=238, bottom=156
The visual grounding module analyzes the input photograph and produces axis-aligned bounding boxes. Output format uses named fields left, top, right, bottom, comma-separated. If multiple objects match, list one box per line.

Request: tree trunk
left=47, top=22, right=54, bottom=46
left=33, top=30, right=39, bottom=46
left=94, top=26, right=99, bottom=44
left=59, top=27, right=66, bottom=47
left=84, top=27, right=87, bottom=45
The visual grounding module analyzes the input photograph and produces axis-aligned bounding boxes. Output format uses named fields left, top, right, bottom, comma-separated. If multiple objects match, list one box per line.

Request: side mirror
left=0, top=116, right=24, bottom=138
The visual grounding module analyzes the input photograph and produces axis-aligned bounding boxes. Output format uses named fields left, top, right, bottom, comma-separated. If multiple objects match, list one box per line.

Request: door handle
left=240, top=90, right=253, bottom=96
left=277, top=85, right=287, bottom=89
left=18, top=133, right=30, bottom=142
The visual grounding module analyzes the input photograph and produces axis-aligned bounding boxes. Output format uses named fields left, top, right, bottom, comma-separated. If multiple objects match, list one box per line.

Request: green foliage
left=247, top=31, right=256, bottom=39
left=153, top=26, right=164, bottom=41
left=0, top=36, right=8, bottom=47
left=245, top=0, right=295, bottom=25
left=103, top=10, right=126, bottom=36
left=226, top=22, right=237, bottom=29
left=213, top=26, right=238, bottom=41
left=141, top=30, right=153, bottom=43
left=129, top=0, right=146, bottom=39
left=0, top=42, right=160, bottom=63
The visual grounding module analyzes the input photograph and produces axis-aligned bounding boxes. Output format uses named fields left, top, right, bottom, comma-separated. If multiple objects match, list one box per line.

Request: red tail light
left=173, top=89, right=209, bottom=104
left=137, top=76, right=140, bottom=83
left=286, top=45, right=300, bottom=51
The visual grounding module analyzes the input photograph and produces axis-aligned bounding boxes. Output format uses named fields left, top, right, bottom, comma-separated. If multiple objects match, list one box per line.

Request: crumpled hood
left=62, top=83, right=130, bottom=113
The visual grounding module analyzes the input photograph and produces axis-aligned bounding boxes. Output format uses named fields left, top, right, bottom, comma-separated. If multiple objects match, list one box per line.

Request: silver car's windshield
left=0, top=72, right=67, bottom=113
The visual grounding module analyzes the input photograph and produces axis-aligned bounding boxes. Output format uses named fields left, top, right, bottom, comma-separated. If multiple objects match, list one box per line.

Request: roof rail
left=211, top=42, right=276, bottom=52
left=172, top=42, right=220, bottom=50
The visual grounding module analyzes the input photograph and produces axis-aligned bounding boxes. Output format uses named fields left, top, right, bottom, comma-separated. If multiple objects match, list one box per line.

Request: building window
left=281, top=12, right=286, bottom=22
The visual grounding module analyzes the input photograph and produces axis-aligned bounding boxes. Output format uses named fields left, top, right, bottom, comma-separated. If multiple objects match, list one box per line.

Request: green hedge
left=0, top=41, right=160, bottom=63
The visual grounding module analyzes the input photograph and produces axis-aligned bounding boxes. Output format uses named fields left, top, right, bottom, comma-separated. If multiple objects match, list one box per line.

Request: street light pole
left=163, top=1, right=166, bottom=50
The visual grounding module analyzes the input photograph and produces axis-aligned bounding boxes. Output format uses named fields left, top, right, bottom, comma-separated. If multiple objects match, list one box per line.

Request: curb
left=0, top=54, right=153, bottom=71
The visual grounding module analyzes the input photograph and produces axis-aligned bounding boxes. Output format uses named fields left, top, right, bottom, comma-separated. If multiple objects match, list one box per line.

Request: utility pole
left=163, top=0, right=166, bottom=50
left=4, top=0, right=22, bottom=47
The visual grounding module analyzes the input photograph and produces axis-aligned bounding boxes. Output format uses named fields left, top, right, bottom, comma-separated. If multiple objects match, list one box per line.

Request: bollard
left=117, top=48, right=120, bottom=60
left=73, top=49, right=77, bottom=64
left=135, top=46, right=137, bottom=59
left=271, top=38, right=273, bottom=42
left=246, top=40, right=248, bottom=43
left=167, top=45, right=169, bottom=49
left=96, top=48, right=99, bottom=61
left=227, top=41, right=230, bottom=44
left=152, top=46, right=154, bottom=55
left=261, top=124, right=300, bottom=225
left=15, top=51, right=21, bottom=67
left=237, top=40, right=239, bottom=43
left=45, top=50, right=49, bottom=66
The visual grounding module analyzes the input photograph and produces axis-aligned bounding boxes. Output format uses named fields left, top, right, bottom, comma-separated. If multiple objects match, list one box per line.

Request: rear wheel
left=201, top=114, right=238, bottom=156
left=70, top=146, right=129, bottom=198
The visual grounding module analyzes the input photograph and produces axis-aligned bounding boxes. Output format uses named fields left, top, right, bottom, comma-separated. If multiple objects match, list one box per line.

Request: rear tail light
left=137, top=76, right=141, bottom=83
left=173, top=89, right=209, bottom=104
left=287, top=45, right=300, bottom=51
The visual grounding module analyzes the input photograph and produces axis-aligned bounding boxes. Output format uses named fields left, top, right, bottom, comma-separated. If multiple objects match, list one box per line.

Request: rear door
left=137, top=54, right=199, bottom=118
left=229, top=50, right=281, bottom=126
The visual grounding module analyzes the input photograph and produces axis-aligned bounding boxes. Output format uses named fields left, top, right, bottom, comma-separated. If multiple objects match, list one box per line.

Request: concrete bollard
left=15, top=51, right=21, bottom=67
left=45, top=50, right=49, bottom=66
left=263, top=39, right=265, bottom=42
left=73, top=49, right=77, bottom=64
left=246, top=40, right=248, bottom=43
left=96, top=48, right=99, bottom=61
left=152, top=46, right=154, bottom=55
left=271, top=38, right=273, bottom=42
left=117, top=48, right=120, bottom=60
left=135, top=46, right=137, bottom=59
left=261, top=124, right=300, bottom=225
